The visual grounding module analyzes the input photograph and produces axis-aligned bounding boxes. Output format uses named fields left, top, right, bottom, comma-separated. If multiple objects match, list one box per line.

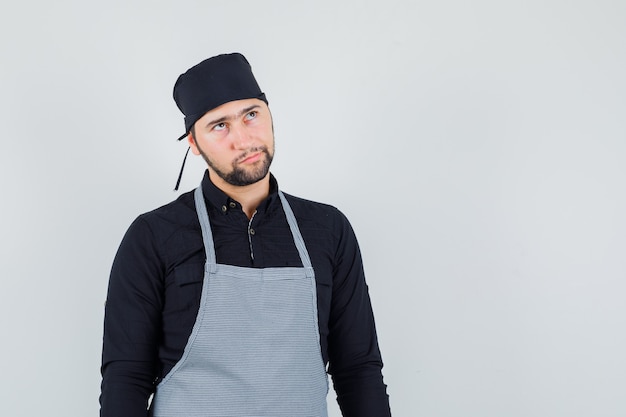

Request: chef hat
left=173, top=52, right=267, bottom=141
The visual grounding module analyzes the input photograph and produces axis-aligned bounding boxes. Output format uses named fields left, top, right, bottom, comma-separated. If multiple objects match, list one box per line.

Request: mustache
left=233, top=146, right=268, bottom=164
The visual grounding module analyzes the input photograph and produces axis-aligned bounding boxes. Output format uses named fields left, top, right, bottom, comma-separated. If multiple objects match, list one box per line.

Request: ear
left=187, top=132, right=201, bottom=155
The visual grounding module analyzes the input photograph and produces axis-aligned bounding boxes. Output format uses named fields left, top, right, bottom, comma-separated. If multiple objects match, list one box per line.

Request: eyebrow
left=204, top=104, right=261, bottom=128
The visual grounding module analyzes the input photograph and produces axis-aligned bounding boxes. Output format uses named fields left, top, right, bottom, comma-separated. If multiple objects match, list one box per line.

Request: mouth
left=237, top=149, right=264, bottom=164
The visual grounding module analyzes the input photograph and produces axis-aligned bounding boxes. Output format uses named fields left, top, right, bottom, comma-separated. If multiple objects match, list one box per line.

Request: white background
left=1, top=1, right=625, bottom=416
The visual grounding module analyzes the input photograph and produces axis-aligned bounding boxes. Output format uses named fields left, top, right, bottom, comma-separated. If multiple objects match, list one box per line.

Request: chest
left=157, top=210, right=335, bottom=363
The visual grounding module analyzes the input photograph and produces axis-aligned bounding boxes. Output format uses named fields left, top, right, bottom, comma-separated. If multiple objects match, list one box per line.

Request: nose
left=230, top=123, right=253, bottom=149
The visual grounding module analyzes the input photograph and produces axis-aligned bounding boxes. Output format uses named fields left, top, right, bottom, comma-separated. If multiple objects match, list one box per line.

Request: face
left=189, top=98, right=274, bottom=187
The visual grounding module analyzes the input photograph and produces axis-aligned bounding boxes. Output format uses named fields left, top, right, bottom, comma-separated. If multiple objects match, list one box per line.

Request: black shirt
left=100, top=172, right=391, bottom=417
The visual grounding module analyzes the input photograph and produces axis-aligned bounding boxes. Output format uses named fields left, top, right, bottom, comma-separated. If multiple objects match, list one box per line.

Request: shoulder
left=125, top=189, right=200, bottom=249
left=282, top=191, right=345, bottom=220
left=281, top=192, right=355, bottom=241
left=139, top=189, right=196, bottom=225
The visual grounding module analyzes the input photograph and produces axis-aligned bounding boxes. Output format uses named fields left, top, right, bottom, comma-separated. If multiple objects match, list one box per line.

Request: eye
left=245, top=111, right=257, bottom=121
left=213, top=122, right=227, bottom=131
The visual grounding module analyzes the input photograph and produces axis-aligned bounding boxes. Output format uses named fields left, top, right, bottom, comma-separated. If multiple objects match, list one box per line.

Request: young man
left=100, top=53, right=391, bottom=417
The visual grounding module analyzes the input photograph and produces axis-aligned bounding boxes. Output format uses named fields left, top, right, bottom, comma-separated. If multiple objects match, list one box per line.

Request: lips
left=236, top=147, right=266, bottom=164
left=239, top=152, right=262, bottom=164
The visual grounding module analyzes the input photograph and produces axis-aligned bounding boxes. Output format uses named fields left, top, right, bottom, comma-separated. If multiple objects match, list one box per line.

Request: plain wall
left=1, top=1, right=625, bottom=416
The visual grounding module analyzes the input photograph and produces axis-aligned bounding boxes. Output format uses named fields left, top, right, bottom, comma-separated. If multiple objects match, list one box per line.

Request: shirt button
left=229, top=202, right=237, bottom=208
left=249, top=228, right=256, bottom=236
left=221, top=205, right=227, bottom=213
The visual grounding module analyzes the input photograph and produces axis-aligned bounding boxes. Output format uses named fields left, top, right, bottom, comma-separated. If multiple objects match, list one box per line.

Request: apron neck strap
left=194, top=187, right=217, bottom=266
left=278, top=191, right=313, bottom=272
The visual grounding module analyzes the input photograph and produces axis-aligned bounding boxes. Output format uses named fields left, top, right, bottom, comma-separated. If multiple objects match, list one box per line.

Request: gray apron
left=151, top=187, right=329, bottom=417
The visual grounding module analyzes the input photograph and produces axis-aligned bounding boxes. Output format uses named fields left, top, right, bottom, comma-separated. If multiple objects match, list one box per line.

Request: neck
left=209, top=171, right=271, bottom=219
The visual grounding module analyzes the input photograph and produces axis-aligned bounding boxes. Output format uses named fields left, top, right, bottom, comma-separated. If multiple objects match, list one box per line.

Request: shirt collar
left=200, top=170, right=280, bottom=215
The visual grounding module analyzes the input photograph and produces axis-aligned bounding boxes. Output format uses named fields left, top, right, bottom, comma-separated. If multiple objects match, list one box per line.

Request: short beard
left=199, top=145, right=274, bottom=186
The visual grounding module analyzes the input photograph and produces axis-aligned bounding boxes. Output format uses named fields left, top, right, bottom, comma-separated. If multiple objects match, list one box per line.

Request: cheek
left=192, top=136, right=225, bottom=156
left=257, top=124, right=274, bottom=142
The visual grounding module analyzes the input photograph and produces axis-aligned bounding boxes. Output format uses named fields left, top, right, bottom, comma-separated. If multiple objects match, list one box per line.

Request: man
left=100, top=53, right=391, bottom=417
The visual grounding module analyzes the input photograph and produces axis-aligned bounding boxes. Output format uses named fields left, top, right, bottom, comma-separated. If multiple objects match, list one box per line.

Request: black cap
left=173, top=52, right=267, bottom=141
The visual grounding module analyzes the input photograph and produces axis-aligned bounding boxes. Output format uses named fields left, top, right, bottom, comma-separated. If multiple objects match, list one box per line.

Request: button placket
left=247, top=211, right=257, bottom=261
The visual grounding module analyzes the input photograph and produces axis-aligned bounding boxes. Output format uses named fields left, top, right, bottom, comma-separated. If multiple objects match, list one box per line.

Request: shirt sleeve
left=100, top=216, right=164, bottom=417
left=327, top=210, right=392, bottom=417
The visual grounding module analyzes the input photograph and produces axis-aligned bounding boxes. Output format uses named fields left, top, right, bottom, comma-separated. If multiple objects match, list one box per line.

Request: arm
left=328, top=211, right=391, bottom=417
left=100, top=216, right=164, bottom=417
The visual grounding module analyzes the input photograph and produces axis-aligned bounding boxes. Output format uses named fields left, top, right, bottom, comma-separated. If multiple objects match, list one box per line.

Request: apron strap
left=194, top=187, right=217, bottom=270
left=278, top=191, right=314, bottom=275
